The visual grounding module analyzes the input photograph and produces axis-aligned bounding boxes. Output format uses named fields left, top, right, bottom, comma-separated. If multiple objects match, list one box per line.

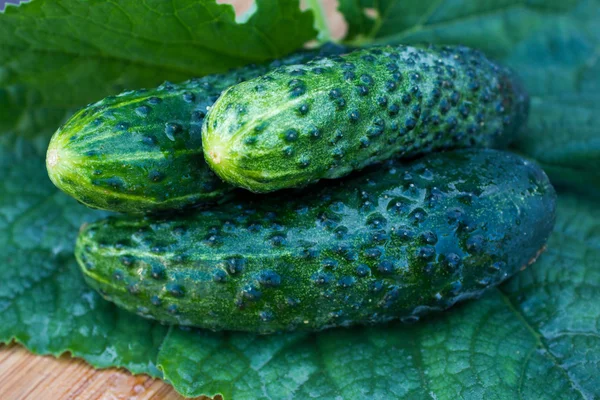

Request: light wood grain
left=0, top=1, right=344, bottom=398
left=0, top=344, right=216, bottom=400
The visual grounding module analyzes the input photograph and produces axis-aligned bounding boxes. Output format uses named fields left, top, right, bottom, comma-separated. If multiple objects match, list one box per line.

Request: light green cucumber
left=203, top=45, right=528, bottom=193
left=46, top=44, right=349, bottom=213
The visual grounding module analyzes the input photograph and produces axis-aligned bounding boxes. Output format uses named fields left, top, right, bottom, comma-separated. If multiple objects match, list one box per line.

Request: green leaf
left=1, top=130, right=598, bottom=398
left=0, top=0, right=316, bottom=139
left=0, top=133, right=167, bottom=376
left=1, top=1, right=599, bottom=399
left=338, top=0, right=600, bottom=194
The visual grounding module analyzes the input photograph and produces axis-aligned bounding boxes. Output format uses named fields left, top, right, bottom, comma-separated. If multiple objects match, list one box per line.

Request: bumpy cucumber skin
left=203, top=45, right=529, bottom=193
left=76, top=149, right=555, bottom=333
left=46, top=44, right=349, bottom=214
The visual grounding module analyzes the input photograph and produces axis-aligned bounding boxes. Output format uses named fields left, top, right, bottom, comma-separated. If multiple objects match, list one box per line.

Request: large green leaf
left=0, top=0, right=316, bottom=139
left=338, top=0, right=600, bottom=195
left=0, top=133, right=168, bottom=376
left=1, top=1, right=599, bottom=399
left=1, top=130, right=598, bottom=398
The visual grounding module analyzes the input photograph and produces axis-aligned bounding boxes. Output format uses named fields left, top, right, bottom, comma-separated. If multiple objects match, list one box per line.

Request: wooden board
left=0, top=344, right=214, bottom=400
left=0, top=1, right=346, bottom=398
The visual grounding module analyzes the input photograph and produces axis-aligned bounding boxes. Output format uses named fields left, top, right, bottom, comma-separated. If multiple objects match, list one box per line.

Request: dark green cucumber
left=76, top=149, right=555, bottom=333
left=203, top=45, right=529, bottom=193
left=46, top=44, right=349, bottom=213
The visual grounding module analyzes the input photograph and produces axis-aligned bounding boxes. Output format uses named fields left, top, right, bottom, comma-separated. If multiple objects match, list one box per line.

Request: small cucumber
left=203, top=45, right=529, bottom=193
left=76, top=149, right=555, bottom=333
left=46, top=44, right=349, bottom=213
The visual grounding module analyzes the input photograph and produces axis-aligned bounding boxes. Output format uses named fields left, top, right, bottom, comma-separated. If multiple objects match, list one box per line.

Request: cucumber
left=46, top=44, right=349, bottom=214
left=203, top=45, right=529, bottom=193
left=76, top=149, right=555, bottom=333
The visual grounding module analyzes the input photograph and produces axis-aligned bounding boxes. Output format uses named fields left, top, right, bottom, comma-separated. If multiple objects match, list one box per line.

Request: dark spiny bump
left=468, top=80, right=480, bottom=91
left=290, top=85, right=306, bottom=98
left=113, top=270, right=123, bottom=281
left=356, top=264, right=370, bottom=277
left=120, top=255, right=135, bottom=267
left=226, top=257, right=246, bottom=274
left=149, top=170, right=165, bottom=182
left=385, top=81, right=397, bottom=92
left=341, top=61, right=355, bottom=70
left=258, top=270, right=281, bottom=287
left=286, top=297, right=300, bottom=307
left=167, top=283, right=185, bottom=298
left=259, top=311, right=274, bottom=322
left=298, top=156, right=310, bottom=169
left=329, top=88, right=342, bottom=98
left=135, top=105, right=151, bottom=117
left=213, top=269, right=228, bottom=282
left=370, top=231, right=389, bottom=244
left=334, top=226, right=348, bottom=239
left=367, top=213, right=387, bottom=229
left=361, top=54, right=376, bottom=63
left=450, top=91, right=460, bottom=105
left=165, top=122, right=182, bottom=136
left=284, top=128, right=299, bottom=142
left=311, top=272, right=332, bottom=285
left=182, top=92, right=195, bottom=102
left=489, top=261, right=506, bottom=272
left=270, top=234, right=286, bottom=247
left=360, top=74, right=374, bottom=86
left=439, top=98, right=450, bottom=114
left=150, top=296, right=161, bottom=306
left=466, top=235, right=485, bottom=252
left=364, top=247, right=382, bottom=259
left=444, top=253, right=461, bottom=270
left=377, top=96, right=388, bottom=107
left=166, top=304, right=178, bottom=314
left=308, top=125, right=321, bottom=139
left=378, top=260, right=395, bottom=274
left=338, top=276, right=356, bottom=288
left=151, top=264, right=166, bottom=280
left=297, top=103, right=310, bottom=115
left=357, top=85, right=369, bottom=96
left=242, top=284, right=262, bottom=301
left=393, top=226, right=414, bottom=242
left=411, top=105, right=421, bottom=117
left=416, top=245, right=436, bottom=260
left=290, top=69, right=306, bottom=76
left=371, top=280, right=384, bottom=293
